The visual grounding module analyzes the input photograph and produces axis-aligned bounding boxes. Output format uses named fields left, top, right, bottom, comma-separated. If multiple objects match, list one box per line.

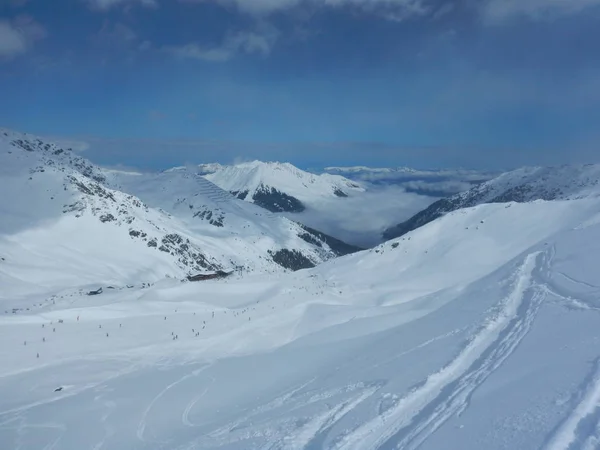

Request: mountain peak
left=201, top=160, right=364, bottom=213
left=0, top=129, right=362, bottom=293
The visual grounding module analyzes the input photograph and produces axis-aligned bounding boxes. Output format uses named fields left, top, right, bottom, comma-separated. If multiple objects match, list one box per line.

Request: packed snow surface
left=3, top=188, right=600, bottom=449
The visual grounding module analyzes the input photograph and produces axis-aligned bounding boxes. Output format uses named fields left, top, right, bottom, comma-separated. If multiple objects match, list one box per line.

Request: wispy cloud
left=483, top=0, right=600, bottom=22
left=0, top=15, right=46, bottom=59
left=180, top=0, right=432, bottom=19
left=178, top=0, right=600, bottom=22
left=0, top=22, right=28, bottom=58
left=282, top=185, right=435, bottom=247
left=85, top=0, right=157, bottom=11
left=164, top=25, right=280, bottom=62
left=92, top=21, right=138, bottom=47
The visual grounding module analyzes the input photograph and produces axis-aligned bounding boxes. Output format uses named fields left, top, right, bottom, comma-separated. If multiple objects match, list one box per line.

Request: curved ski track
left=544, top=358, right=600, bottom=450
left=334, top=251, right=546, bottom=450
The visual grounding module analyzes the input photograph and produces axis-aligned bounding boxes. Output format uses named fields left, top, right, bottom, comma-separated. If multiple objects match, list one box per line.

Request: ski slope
left=2, top=193, right=600, bottom=449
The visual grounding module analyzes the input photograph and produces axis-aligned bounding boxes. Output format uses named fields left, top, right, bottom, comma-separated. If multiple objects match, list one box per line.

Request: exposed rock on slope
left=202, top=160, right=364, bottom=213
left=383, top=164, right=600, bottom=240
left=0, top=130, right=361, bottom=293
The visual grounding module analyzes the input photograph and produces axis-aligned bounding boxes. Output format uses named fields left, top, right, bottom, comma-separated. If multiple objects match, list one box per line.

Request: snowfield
left=2, top=129, right=600, bottom=450
left=3, top=193, right=600, bottom=449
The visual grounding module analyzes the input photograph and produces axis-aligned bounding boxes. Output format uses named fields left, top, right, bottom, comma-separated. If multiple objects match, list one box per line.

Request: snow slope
left=202, top=161, right=364, bottom=213
left=2, top=188, right=600, bottom=449
left=0, top=129, right=359, bottom=299
left=384, top=164, right=600, bottom=240
left=107, top=166, right=361, bottom=268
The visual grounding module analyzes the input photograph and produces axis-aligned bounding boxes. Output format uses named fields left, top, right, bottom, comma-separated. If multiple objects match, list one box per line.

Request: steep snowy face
left=383, top=164, right=600, bottom=240
left=203, top=160, right=364, bottom=213
left=0, top=130, right=229, bottom=294
left=107, top=167, right=362, bottom=270
left=0, top=130, right=360, bottom=295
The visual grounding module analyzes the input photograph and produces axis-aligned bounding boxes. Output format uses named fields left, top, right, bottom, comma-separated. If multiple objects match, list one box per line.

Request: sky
left=0, top=0, right=599, bottom=170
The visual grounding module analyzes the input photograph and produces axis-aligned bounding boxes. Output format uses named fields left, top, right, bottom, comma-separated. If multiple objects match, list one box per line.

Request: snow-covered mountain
left=105, top=166, right=361, bottom=267
left=3, top=174, right=600, bottom=449
left=0, top=129, right=360, bottom=297
left=5, top=129, right=600, bottom=449
left=383, top=164, right=600, bottom=240
left=201, top=160, right=364, bottom=213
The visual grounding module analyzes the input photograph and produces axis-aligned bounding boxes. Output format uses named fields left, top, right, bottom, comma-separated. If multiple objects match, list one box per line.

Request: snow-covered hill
left=202, top=160, right=364, bottom=213
left=0, top=130, right=360, bottom=297
left=106, top=166, right=361, bottom=267
left=3, top=187, right=600, bottom=449
left=384, top=164, right=600, bottom=240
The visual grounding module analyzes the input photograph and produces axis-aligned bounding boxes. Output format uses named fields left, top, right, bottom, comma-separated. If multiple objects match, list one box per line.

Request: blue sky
left=0, top=0, right=599, bottom=169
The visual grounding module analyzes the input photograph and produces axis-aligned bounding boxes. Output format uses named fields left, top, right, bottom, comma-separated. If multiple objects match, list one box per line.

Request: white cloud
left=0, top=21, right=27, bottom=57
left=181, top=0, right=430, bottom=19
left=93, top=22, right=138, bottom=47
left=165, top=26, right=279, bottom=62
left=85, top=0, right=157, bottom=11
left=281, top=185, right=435, bottom=247
left=483, top=0, right=600, bottom=22
left=0, top=16, right=46, bottom=59
left=166, top=43, right=231, bottom=62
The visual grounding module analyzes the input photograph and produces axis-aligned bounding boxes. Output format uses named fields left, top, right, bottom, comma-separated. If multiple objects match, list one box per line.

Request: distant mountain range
left=323, top=166, right=498, bottom=197
left=383, top=164, right=600, bottom=240
left=0, top=129, right=362, bottom=295
left=196, top=162, right=499, bottom=247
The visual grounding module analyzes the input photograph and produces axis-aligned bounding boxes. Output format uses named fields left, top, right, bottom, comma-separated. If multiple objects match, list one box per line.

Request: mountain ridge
left=0, top=129, right=361, bottom=295
left=383, top=164, right=600, bottom=240
left=201, top=160, right=364, bottom=213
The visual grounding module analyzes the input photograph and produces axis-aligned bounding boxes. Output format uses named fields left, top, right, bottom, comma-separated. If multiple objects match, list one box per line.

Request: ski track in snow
left=4, top=418, right=66, bottom=450
left=281, top=386, right=379, bottom=450
left=136, top=363, right=212, bottom=443
left=392, top=287, right=546, bottom=450
left=556, top=272, right=599, bottom=290
left=207, top=377, right=319, bottom=440
left=334, top=251, right=543, bottom=450
left=181, top=377, right=214, bottom=428
left=370, top=328, right=467, bottom=372
left=544, top=358, right=600, bottom=450
left=90, top=399, right=116, bottom=450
